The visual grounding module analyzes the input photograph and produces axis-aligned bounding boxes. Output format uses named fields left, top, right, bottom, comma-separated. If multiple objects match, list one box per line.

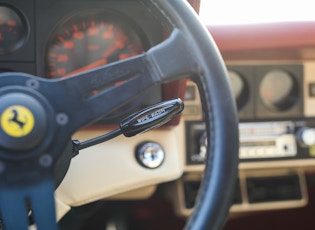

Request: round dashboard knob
left=297, top=128, right=315, bottom=147
left=259, top=69, right=299, bottom=112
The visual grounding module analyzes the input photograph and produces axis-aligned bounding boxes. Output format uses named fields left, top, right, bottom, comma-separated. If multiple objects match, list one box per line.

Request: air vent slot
left=183, top=179, right=242, bottom=209
left=246, top=174, right=302, bottom=203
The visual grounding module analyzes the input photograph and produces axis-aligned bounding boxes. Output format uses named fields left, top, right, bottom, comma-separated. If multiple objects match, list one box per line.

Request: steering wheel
left=0, top=1, right=238, bottom=229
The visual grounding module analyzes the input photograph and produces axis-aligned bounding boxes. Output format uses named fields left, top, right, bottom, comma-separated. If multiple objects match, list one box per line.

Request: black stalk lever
left=120, top=98, right=184, bottom=137
left=72, top=98, right=184, bottom=156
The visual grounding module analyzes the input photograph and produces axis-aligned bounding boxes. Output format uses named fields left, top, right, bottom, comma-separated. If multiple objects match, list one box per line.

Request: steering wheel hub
left=0, top=92, right=47, bottom=151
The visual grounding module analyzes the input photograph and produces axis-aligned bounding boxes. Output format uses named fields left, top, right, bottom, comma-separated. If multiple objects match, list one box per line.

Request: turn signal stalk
left=72, top=98, right=184, bottom=156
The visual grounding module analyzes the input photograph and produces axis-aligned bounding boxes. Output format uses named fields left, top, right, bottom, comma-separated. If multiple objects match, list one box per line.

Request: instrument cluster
left=0, top=0, right=168, bottom=123
left=184, top=64, right=304, bottom=122
left=228, top=64, right=303, bottom=121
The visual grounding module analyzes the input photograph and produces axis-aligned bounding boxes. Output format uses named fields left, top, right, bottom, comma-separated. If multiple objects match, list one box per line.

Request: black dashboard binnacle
left=0, top=0, right=170, bottom=124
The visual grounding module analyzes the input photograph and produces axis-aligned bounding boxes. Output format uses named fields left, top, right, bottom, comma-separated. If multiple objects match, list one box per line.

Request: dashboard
left=181, top=62, right=314, bottom=215
left=1, top=0, right=315, bottom=226
left=178, top=24, right=315, bottom=216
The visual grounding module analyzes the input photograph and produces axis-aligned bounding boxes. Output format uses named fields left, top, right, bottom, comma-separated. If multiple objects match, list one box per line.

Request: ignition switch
left=135, top=142, right=165, bottom=169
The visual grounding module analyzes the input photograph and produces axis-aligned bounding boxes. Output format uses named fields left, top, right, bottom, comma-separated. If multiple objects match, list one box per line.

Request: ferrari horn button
left=0, top=93, right=47, bottom=151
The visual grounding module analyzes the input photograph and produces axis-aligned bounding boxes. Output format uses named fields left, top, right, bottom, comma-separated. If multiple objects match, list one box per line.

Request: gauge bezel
left=259, top=69, right=299, bottom=112
left=0, top=3, right=29, bottom=55
left=228, top=70, right=250, bottom=111
left=255, top=64, right=303, bottom=119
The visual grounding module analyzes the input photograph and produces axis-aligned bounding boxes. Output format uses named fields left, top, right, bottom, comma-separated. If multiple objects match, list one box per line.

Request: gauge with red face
left=45, top=10, right=146, bottom=79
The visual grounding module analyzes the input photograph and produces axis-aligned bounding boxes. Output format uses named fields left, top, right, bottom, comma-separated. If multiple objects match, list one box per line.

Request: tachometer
left=45, top=10, right=145, bottom=79
left=45, top=10, right=160, bottom=123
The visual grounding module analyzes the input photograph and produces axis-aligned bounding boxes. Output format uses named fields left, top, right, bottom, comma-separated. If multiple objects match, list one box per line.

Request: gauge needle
left=65, top=40, right=123, bottom=78
left=65, top=59, right=108, bottom=77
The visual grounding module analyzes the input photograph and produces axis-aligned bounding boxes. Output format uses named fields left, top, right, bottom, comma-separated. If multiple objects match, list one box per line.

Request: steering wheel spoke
left=49, top=29, right=197, bottom=132
left=58, top=54, right=149, bottom=99
left=146, top=29, right=200, bottom=82
left=0, top=178, right=57, bottom=230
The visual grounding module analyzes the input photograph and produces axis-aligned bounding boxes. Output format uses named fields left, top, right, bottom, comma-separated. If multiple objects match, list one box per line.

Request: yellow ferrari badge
left=1, top=105, right=35, bottom=137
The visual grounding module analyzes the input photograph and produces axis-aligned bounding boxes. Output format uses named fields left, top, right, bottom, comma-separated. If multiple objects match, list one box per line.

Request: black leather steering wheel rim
left=152, top=1, right=239, bottom=229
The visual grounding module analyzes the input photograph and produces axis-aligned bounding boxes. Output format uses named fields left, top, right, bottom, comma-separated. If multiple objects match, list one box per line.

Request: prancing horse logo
left=1, top=105, right=35, bottom=138
left=9, top=109, right=28, bottom=129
